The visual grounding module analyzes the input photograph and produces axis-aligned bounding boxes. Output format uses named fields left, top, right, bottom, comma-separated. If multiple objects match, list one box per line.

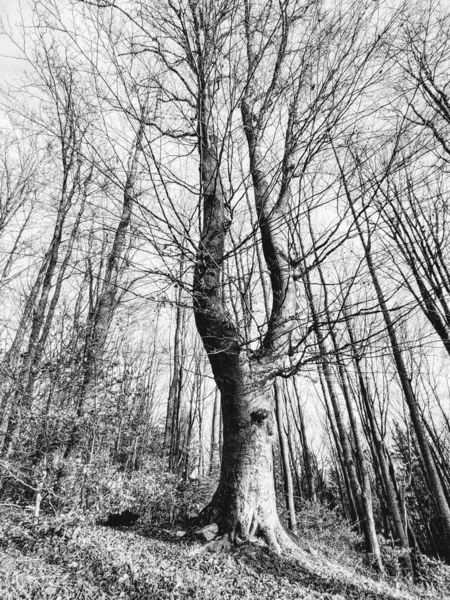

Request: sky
left=0, top=0, right=31, bottom=77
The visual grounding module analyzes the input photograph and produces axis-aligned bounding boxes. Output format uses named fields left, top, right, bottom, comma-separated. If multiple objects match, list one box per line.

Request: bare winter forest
left=2, top=0, right=450, bottom=598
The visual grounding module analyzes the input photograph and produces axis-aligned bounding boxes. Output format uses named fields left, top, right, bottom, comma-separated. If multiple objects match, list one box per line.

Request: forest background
left=1, top=0, right=450, bottom=594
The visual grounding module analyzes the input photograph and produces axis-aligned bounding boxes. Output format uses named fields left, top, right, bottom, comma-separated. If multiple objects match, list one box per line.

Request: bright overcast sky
left=0, top=0, right=31, bottom=77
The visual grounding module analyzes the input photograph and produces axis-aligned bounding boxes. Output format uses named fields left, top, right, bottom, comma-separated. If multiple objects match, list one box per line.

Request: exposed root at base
left=190, top=525, right=415, bottom=600
left=216, top=537, right=414, bottom=600
left=192, top=516, right=305, bottom=559
left=204, top=534, right=233, bottom=552
left=194, top=499, right=304, bottom=557
left=190, top=528, right=305, bottom=560
left=189, top=533, right=233, bottom=556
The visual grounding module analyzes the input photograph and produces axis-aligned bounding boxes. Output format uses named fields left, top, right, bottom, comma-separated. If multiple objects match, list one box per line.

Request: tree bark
left=200, top=372, right=292, bottom=552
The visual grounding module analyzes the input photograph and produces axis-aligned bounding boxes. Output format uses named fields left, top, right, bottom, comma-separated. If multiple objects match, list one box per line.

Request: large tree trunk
left=199, top=363, right=293, bottom=553
left=191, top=89, right=297, bottom=553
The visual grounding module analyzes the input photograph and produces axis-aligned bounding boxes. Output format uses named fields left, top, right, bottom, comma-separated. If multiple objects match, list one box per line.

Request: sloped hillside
left=1, top=506, right=449, bottom=600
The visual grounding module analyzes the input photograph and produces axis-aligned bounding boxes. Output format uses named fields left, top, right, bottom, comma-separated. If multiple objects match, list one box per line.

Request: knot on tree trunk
left=250, top=409, right=269, bottom=425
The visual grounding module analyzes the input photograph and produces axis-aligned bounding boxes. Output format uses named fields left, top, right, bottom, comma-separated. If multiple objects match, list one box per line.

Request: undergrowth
left=1, top=464, right=450, bottom=599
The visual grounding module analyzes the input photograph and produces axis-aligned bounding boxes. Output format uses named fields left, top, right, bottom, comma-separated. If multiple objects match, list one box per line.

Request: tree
left=59, top=97, right=149, bottom=485
left=340, top=152, right=450, bottom=561
left=39, top=0, right=395, bottom=553
left=9, top=0, right=445, bottom=568
left=0, top=55, right=93, bottom=458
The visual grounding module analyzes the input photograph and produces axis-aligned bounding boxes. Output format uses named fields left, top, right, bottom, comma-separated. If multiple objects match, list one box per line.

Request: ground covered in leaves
left=1, top=506, right=449, bottom=600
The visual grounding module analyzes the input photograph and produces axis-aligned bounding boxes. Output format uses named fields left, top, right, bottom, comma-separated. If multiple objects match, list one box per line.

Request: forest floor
left=1, top=505, right=449, bottom=600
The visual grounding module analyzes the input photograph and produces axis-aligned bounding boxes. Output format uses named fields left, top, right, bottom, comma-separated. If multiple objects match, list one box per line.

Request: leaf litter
left=0, top=507, right=449, bottom=600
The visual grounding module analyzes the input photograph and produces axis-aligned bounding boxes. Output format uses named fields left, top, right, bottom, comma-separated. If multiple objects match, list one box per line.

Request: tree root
left=191, top=521, right=416, bottom=600
left=189, top=533, right=233, bottom=556
left=204, top=533, right=233, bottom=552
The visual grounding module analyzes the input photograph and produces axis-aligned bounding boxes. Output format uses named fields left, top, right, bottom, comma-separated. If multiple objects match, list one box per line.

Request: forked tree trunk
left=192, top=91, right=298, bottom=553
left=185, top=0, right=299, bottom=554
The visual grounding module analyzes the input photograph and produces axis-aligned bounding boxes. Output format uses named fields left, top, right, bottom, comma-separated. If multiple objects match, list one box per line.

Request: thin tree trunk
left=60, top=105, right=147, bottom=473
left=299, top=237, right=366, bottom=535
left=164, top=279, right=185, bottom=463
left=293, top=378, right=316, bottom=502
left=313, top=253, right=383, bottom=571
left=2, top=166, right=83, bottom=456
left=274, top=381, right=297, bottom=533
left=345, top=311, right=413, bottom=573
left=347, top=184, right=450, bottom=561
left=209, top=387, right=221, bottom=475
left=317, top=365, right=357, bottom=523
